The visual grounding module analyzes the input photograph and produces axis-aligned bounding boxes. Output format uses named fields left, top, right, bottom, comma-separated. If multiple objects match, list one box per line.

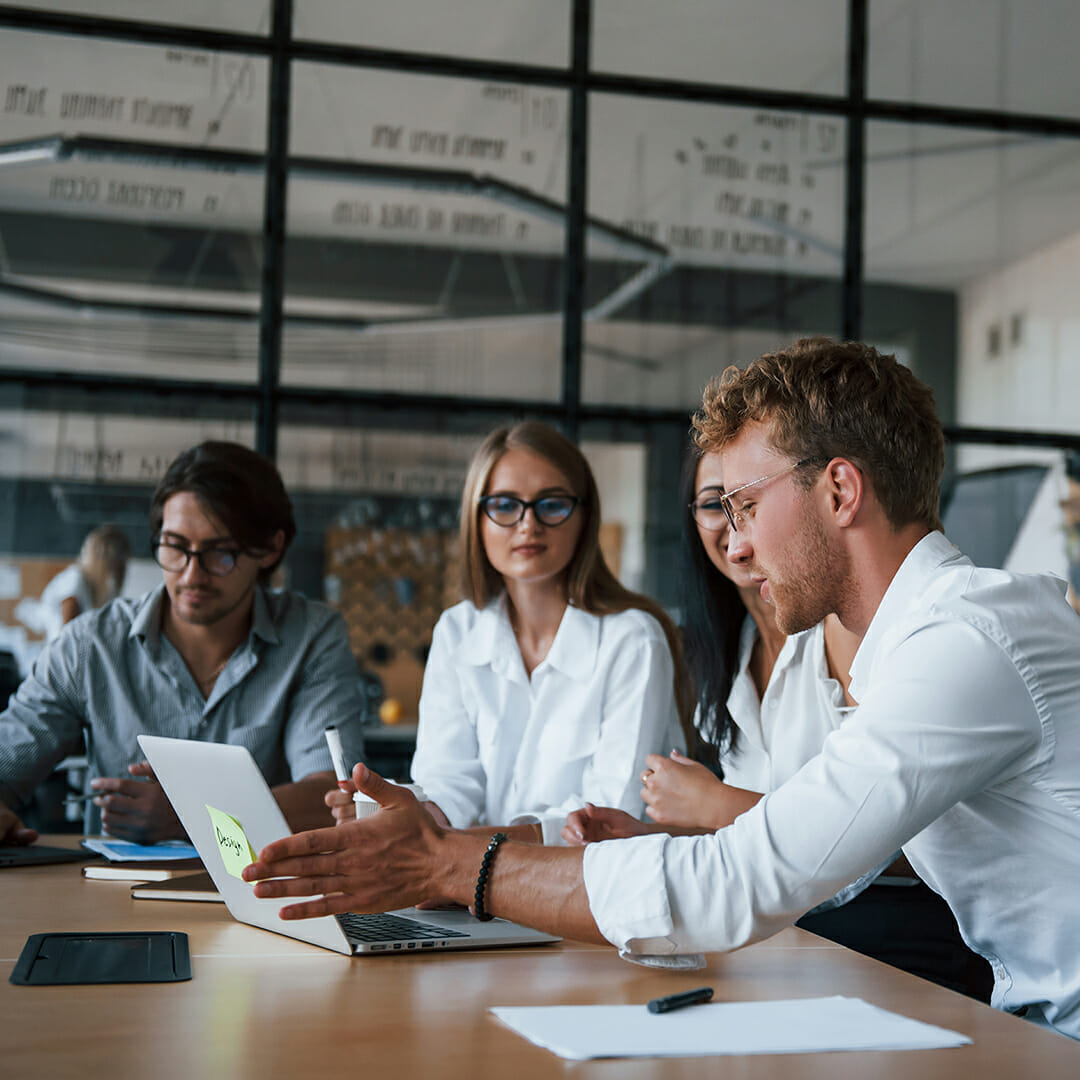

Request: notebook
left=137, top=734, right=561, bottom=956
left=132, top=871, right=223, bottom=902
left=84, top=860, right=204, bottom=882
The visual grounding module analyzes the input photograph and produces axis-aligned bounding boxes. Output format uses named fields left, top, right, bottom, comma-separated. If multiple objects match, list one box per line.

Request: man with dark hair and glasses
left=0, top=441, right=364, bottom=846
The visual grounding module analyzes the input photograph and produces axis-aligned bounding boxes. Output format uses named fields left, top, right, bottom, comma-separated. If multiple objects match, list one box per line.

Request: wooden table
left=3, top=837, right=1079, bottom=1078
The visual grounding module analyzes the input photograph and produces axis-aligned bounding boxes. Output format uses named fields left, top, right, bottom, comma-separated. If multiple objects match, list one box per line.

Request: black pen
left=646, top=986, right=714, bottom=1014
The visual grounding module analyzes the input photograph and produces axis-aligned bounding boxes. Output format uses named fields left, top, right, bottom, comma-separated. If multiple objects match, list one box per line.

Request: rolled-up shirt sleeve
left=583, top=620, right=1041, bottom=957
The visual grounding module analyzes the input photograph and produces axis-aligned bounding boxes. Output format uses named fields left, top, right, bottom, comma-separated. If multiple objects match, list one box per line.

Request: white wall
left=958, top=226, right=1080, bottom=577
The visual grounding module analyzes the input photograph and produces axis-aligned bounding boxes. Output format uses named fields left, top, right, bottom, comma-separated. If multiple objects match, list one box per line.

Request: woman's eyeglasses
left=479, top=494, right=581, bottom=528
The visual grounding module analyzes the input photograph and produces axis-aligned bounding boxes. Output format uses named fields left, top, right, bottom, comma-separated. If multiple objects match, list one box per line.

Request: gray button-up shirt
left=0, top=584, right=365, bottom=821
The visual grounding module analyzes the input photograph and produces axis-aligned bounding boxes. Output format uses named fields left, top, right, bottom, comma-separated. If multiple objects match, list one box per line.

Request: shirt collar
left=250, top=586, right=279, bottom=645
left=129, top=583, right=167, bottom=645
left=543, top=603, right=599, bottom=681
left=455, top=596, right=599, bottom=682
left=849, top=530, right=965, bottom=701
left=456, top=598, right=505, bottom=667
left=127, top=582, right=278, bottom=647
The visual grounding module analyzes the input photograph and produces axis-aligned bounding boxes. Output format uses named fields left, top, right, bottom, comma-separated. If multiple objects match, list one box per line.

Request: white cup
left=353, top=781, right=426, bottom=819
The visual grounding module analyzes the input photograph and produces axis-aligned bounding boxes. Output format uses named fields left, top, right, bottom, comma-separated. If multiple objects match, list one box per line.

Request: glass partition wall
left=2, top=1, right=1079, bottom=690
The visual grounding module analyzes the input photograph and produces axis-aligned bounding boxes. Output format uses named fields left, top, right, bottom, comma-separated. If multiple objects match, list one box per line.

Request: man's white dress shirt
left=584, top=532, right=1080, bottom=1039
left=411, top=597, right=683, bottom=844
left=722, top=618, right=889, bottom=911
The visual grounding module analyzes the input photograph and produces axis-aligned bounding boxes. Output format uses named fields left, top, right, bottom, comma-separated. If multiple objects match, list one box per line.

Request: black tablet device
left=10, top=931, right=191, bottom=985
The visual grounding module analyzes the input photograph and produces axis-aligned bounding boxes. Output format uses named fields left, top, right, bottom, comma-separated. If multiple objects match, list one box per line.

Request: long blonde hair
left=458, top=421, right=695, bottom=744
left=78, top=524, right=131, bottom=607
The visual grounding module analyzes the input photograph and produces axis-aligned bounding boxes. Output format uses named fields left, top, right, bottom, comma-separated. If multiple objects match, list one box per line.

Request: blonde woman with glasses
left=329, top=421, right=693, bottom=846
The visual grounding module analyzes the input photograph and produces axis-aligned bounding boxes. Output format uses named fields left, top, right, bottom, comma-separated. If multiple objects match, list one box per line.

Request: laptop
left=138, top=734, right=560, bottom=956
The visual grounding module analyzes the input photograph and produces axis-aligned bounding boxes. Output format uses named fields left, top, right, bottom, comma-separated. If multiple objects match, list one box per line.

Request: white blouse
left=720, top=617, right=856, bottom=792
left=411, top=597, right=684, bottom=844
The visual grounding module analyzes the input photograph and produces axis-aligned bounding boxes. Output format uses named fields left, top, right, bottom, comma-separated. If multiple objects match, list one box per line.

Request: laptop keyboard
left=337, top=911, right=470, bottom=947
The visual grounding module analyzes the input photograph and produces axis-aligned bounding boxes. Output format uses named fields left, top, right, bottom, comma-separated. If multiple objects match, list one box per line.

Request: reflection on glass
left=293, top=0, right=570, bottom=66
left=0, top=153, right=265, bottom=380
left=584, top=95, right=845, bottom=408
left=0, top=29, right=268, bottom=150
left=593, top=0, right=847, bottom=94
left=282, top=65, right=570, bottom=398
left=866, top=124, right=1080, bottom=288
left=8, top=0, right=271, bottom=32
left=869, top=0, right=1080, bottom=118
left=0, top=29, right=268, bottom=380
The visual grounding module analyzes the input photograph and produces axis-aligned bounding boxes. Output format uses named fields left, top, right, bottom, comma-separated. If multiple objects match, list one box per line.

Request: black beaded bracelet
left=473, top=831, right=508, bottom=922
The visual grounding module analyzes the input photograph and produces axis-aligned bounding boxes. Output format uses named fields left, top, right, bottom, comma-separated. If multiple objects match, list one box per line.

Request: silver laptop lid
left=138, top=735, right=559, bottom=955
left=140, top=734, right=358, bottom=954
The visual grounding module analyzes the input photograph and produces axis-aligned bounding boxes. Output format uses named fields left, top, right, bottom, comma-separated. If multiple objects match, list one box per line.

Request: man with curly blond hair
left=244, top=340, right=1080, bottom=1042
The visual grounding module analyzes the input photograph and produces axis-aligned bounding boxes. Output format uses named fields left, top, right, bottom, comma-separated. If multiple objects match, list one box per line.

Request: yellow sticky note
left=206, top=805, right=257, bottom=880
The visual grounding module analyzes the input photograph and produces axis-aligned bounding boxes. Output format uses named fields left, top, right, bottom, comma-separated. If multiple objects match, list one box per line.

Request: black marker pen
left=646, top=986, right=714, bottom=1014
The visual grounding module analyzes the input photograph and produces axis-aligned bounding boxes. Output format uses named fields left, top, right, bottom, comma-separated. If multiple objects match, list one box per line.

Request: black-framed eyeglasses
left=690, top=458, right=818, bottom=532
left=479, top=494, right=582, bottom=528
left=152, top=538, right=243, bottom=577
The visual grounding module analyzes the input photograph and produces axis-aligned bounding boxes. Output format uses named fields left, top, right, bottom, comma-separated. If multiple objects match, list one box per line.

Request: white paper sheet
left=491, top=996, right=971, bottom=1059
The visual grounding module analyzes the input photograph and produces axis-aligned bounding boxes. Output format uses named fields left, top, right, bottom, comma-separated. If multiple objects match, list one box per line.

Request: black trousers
left=795, top=881, right=994, bottom=1002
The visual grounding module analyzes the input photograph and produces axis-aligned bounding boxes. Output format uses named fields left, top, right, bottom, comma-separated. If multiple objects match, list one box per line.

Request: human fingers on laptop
left=244, top=847, right=406, bottom=921
left=0, top=803, right=38, bottom=845
left=245, top=792, right=441, bottom=917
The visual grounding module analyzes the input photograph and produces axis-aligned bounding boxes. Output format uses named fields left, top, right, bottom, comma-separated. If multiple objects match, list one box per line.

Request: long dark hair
left=678, top=442, right=748, bottom=776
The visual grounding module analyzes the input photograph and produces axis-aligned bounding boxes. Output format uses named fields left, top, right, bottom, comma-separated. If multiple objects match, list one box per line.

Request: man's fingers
left=248, top=825, right=347, bottom=874
left=562, top=811, right=586, bottom=844
left=128, top=761, right=156, bottom=778
left=279, top=894, right=359, bottom=921
left=95, top=792, right=129, bottom=809
left=251, top=872, right=344, bottom=900
left=91, top=777, right=144, bottom=797
left=351, top=762, right=410, bottom=809
left=1, top=810, right=38, bottom=846
left=246, top=850, right=344, bottom=881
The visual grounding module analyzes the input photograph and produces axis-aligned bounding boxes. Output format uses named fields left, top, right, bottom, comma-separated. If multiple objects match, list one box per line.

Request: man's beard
left=761, top=512, right=848, bottom=635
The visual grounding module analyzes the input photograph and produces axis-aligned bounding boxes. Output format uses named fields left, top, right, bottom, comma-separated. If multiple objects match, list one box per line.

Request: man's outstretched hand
left=243, top=763, right=446, bottom=920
